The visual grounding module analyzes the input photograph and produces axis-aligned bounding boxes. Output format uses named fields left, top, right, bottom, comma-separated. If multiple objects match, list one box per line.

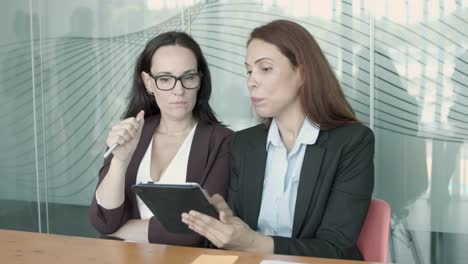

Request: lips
left=250, top=97, right=264, bottom=105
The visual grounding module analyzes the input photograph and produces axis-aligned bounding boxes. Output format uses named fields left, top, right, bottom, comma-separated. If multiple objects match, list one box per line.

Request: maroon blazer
left=89, top=114, right=233, bottom=247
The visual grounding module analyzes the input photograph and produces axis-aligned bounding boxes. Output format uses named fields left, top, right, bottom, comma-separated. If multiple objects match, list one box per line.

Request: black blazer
left=89, top=114, right=234, bottom=247
left=228, top=123, right=374, bottom=260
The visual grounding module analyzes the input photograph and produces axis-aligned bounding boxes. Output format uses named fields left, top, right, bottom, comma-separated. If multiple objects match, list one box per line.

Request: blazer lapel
left=126, top=114, right=160, bottom=218
left=292, top=131, right=328, bottom=237
left=127, top=114, right=160, bottom=185
left=186, top=121, right=213, bottom=185
left=243, top=129, right=268, bottom=231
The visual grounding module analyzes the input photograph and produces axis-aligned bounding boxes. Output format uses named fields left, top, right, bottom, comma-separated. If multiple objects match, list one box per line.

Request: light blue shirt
left=257, top=118, right=320, bottom=237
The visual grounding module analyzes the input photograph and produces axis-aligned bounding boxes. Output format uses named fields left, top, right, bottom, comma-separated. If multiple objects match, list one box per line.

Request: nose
left=172, top=79, right=185, bottom=95
left=247, top=73, right=258, bottom=90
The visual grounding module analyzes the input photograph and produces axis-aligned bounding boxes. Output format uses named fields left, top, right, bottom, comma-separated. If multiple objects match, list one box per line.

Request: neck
left=275, top=98, right=305, bottom=142
left=158, top=115, right=196, bottom=136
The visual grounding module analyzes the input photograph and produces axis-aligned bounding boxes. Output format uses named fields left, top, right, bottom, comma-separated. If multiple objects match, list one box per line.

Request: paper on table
left=259, top=260, right=306, bottom=264
left=191, top=254, right=239, bottom=264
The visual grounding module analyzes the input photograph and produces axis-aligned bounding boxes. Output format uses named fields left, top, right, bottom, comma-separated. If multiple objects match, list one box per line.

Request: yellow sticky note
left=191, top=254, right=239, bottom=264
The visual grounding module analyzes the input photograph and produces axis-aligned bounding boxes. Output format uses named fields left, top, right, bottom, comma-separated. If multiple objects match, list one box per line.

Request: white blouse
left=136, top=124, right=197, bottom=219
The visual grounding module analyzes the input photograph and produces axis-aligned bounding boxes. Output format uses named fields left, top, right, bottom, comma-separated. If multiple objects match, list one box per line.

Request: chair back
left=357, top=198, right=391, bottom=262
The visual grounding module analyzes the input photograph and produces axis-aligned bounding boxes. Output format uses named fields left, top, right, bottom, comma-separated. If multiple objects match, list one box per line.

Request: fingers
left=104, top=110, right=145, bottom=161
left=107, top=127, right=135, bottom=146
left=136, top=110, right=145, bottom=123
left=107, top=111, right=144, bottom=147
left=115, top=109, right=145, bottom=132
left=116, top=126, right=136, bottom=139
left=120, top=118, right=139, bottom=132
left=107, top=134, right=126, bottom=146
left=182, top=211, right=217, bottom=232
left=219, top=211, right=230, bottom=224
left=187, top=221, right=224, bottom=248
left=210, top=194, right=233, bottom=220
left=182, top=211, right=256, bottom=252
left=181, top=211, right=229, bottom=248
left=135, top=110, right=145, bottom=135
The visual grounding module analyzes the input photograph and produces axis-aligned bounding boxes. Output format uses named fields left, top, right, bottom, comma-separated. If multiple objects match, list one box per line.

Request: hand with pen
left=105, top=110, right=145, bottom=162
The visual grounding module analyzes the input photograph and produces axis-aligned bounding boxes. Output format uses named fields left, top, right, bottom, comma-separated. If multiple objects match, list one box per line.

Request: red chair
left=357, top=198, right=391, bottom=263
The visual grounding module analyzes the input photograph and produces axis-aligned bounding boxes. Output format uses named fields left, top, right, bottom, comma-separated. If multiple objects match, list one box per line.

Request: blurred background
left=0, top=0, right=467, bottom=263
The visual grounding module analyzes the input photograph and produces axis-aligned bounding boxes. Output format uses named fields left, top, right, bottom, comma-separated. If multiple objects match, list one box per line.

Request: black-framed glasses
left=148, top=72, right=202, bottom=91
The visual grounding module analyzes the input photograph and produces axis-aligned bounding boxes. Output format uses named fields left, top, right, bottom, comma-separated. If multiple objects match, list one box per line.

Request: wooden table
left=0, top=229, right=379, bottom=264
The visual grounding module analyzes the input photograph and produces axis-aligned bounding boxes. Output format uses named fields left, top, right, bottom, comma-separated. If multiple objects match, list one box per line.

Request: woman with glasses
left=181, top=20, right=374, bottom=260
left=89, top=32, right=233, bottom=246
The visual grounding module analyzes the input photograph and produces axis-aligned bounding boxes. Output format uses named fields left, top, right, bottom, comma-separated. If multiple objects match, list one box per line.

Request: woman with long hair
left=89, top=32, right=233, bottom=246
left=182, top=20, right=374, bottom=260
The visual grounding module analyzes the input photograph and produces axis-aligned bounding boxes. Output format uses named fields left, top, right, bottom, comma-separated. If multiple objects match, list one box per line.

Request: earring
left=147, top=90, right=154, bottom=95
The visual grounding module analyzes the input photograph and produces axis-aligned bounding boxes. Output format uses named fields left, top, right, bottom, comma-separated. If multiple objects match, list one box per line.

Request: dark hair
left=248, top=20, right=358, bottom=129
left=123, top=31, right=219, bottom=124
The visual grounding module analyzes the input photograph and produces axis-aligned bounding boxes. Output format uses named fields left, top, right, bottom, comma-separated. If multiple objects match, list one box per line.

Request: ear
left=141, top=71, right=154, bottom=93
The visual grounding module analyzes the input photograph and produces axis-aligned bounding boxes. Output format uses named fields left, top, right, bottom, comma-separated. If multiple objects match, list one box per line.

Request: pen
left=103, top=144, right=118, bottom=159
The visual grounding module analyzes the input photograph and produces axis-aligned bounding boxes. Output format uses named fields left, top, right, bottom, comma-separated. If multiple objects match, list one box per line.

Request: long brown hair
left=248, top=20, right=358, bottom=129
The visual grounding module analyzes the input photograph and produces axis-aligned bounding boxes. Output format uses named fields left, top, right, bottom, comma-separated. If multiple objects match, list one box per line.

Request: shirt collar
left=266, top=118, right=320, bottom=151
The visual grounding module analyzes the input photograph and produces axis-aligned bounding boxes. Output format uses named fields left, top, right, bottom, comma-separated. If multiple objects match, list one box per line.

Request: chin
left=174, top=112, right=192, bottom=120
left=163, top=110, right=190, bottom=121
left=253, top=107, right=275, bottom=119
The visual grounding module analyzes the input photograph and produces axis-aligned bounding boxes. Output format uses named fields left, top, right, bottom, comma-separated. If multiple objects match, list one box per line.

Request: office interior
left=0, top=0, right=467, bottom=263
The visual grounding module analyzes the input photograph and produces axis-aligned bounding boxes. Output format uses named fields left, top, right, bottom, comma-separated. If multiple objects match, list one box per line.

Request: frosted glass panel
left=0, top=0, right=41, bottom=232
left=373, top=2, right=468, bottom=263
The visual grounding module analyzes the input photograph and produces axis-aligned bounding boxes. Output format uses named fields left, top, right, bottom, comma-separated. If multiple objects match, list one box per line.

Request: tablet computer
left=131, top=182, right=218, bottom=234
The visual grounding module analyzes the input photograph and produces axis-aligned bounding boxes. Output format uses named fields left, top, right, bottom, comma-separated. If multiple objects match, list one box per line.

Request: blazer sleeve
left=272, top=128, right=375, bottom=258
left=147, top=129, right=234, bottom=246
left=89, top=154, right=131, bottom=235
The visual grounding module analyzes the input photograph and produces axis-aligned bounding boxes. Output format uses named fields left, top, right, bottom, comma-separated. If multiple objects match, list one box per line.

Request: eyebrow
left=155, top=69, right=197, bottom=75
left=244, top=57, right=273, bottom=67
